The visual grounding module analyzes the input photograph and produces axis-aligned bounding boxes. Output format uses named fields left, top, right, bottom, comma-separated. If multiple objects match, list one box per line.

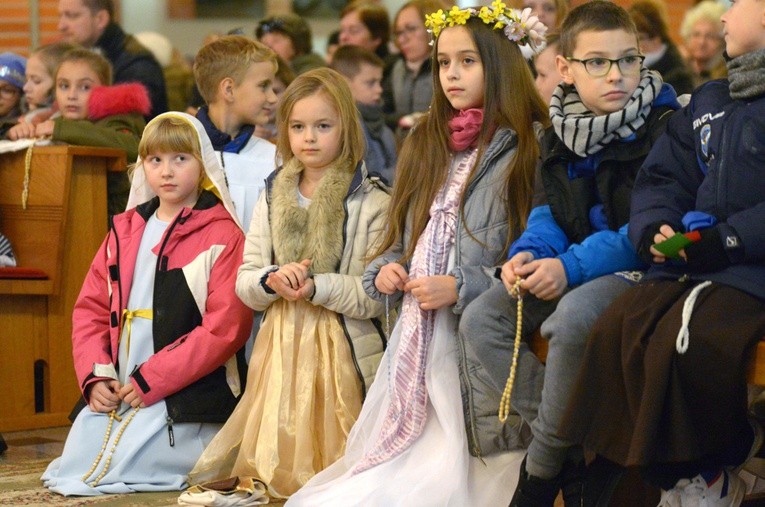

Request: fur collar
left=271, top=157, right=355, bottom=274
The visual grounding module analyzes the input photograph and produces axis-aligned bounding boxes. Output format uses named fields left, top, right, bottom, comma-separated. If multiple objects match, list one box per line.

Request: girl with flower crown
left=287, top=5, right=549, bottom=506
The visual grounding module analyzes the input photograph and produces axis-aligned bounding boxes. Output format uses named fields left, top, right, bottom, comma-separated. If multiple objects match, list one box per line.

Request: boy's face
left=348, top=63, right=383, bottom=106
left=0, top=79, right=21, bottom=118
left=230, top=61, right=278, bottom=129
left=534, top=44, right=560, bottom=105
left=721, top=0, right=765, bottom=59
left=557, top=29, right=642, bottom=117
left=55, top=60, right=102, bottom=120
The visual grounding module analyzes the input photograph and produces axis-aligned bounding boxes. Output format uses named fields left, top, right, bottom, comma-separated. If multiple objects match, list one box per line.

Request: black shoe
left=561, top=455, right=585, bottom=507
left=0, top=433, right=7, bottom=454
left=510, top=456, right=562, bottom=507
left=581, top=455, right=624, bottom=507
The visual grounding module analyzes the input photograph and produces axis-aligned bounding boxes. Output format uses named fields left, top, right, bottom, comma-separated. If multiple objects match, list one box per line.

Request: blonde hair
left=680, top=1, right=725, bottom=41
left=57, top=48, right=112, bottom=85
left=276, top=68, right=365, bottom=169
left=375, top=18, right=549, bottom=261
left=193, top=35, right=277, bottom=104
left=138, top=115, right=204, bottom=175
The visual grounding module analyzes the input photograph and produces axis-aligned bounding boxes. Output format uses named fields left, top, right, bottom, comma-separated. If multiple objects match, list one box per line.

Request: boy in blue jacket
left=559, top=0, right=765, bottom=504
left=458, top=2, right=680, bottom=505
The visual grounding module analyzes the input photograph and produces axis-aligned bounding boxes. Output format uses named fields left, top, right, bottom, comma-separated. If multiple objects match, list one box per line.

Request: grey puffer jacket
left=362, top=127, right=534, bottom=456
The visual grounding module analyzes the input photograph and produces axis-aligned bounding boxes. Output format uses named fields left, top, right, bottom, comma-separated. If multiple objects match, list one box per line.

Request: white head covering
left=126, top=112, right=243, bottom=230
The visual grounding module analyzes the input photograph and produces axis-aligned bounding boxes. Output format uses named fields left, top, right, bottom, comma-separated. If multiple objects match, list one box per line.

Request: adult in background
left=57, top=0, right=167, bottom=119
left=255, top=14, right=326, bottom=76
left=383, top=0, right=447, bottom=132
left=629, top=0, right=695, bottom=96
left=513, top=0, right=569, bottom=32
left=680, top=0, right=727, bottom=87
left=339, top=1, right=395, bottom=69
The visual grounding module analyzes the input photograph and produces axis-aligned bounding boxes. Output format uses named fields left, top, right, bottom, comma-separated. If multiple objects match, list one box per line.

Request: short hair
left=341, top=1, right=391, bottom=56
left=276, top=68, right=365, bottom=168
left=33, top=41, right=80, bottom=82
left=629, top=0, right=671, bottom=43
left=559, top=0, right=638, bottom=57
left=81, top=0, right=114, bottom=18
left=680, top=1, right=725, bottom=42
left=193, top=35, right=277, bottom=105
left=330, top=45, right=384, bottom=80
left=57, top=47, right=112, bottom=85
left=537, top=31, right=560, bottom=57
left=255, top=14, right=313, bottom=56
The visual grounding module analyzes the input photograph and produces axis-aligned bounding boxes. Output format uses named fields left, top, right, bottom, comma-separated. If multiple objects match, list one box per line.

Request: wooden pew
left=0, top=145, right=126, bottom=432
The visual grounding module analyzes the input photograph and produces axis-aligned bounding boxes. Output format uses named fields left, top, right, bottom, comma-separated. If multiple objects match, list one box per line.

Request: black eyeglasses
left=566, top=55, right=645, bottom=77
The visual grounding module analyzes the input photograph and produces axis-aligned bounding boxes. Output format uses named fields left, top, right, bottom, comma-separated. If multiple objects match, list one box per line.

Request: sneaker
left=658, top=468, right=746, bottom=507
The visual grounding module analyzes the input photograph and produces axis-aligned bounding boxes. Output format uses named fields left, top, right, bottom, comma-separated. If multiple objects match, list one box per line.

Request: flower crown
left=425, top=1, right=547, bottom=52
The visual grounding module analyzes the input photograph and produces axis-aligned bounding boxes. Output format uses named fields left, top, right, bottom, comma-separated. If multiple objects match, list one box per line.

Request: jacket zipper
left=339, top=314, right=367, bottom=398
left=166, top=416, right=175, bottom=447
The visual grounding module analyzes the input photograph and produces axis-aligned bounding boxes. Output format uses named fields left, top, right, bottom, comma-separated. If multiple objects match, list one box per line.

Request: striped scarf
left=0, top=232, right=16, bottom=267
left=353, top=148, right=478, bottom=474
left=549, top=68, right=663, bottom=157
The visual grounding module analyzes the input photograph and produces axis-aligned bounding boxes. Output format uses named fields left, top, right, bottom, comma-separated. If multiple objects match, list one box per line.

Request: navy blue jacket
left=629, top=79, right=765, bottom=300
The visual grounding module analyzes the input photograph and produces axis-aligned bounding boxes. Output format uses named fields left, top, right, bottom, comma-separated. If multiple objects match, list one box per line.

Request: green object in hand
left=652, top=233, right=694, bottom=258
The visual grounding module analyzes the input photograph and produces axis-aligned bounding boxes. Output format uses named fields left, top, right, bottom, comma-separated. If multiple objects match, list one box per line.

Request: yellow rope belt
left=121, top=308, right=153, bottom=358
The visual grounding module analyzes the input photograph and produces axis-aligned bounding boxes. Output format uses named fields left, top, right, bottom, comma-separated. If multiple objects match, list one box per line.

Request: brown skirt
left=559, top=279, right=765, bottom=467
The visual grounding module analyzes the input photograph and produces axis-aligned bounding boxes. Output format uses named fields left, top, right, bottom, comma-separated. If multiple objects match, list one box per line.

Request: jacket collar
left=265, top=159, right=366, bottom=203
left=95, top=23, right=126, bottom=61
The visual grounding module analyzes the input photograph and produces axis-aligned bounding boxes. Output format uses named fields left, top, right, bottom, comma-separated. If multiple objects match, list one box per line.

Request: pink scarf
left=448, top=108, right=484, bottom=152
left=353, top=148, right=478, bottom=474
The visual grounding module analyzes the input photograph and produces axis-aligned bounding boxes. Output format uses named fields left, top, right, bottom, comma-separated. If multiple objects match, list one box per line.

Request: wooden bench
left=530, top=329, right=765, bottom=385
left=0, top=145, right=126, bottom=432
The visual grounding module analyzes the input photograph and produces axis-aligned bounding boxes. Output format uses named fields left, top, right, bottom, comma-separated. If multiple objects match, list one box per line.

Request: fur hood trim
left=88, top=82, right=151, bottom=121
left=271, top=157, right=355, bottom=274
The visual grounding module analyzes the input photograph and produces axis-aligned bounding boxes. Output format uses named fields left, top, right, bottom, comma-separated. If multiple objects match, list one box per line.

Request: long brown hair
left=373, top=17, right=549, bottom=262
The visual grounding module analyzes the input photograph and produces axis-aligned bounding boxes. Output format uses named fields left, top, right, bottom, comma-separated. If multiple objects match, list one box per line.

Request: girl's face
left=288, top=92, right=342, bottom=172
left=437, top=26, right=485, bottom=111
left=721, top=0, right=765, bottom=59
left=394, top=6, right=431, bottom=64
left=143, top=151, right=203, bottom=217
left=339, top=10, right=380, bottom=52
left=55, top=60, right=102, bottom=120
left=0, top=79, right=21, bottom=118
left=23, top=54, right=54, bottom=110
left=524, top=0, right=557, bottom=30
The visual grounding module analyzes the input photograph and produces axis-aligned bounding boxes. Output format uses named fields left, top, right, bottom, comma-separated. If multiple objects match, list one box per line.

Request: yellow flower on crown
left=425, top=3, right=548, bottom=54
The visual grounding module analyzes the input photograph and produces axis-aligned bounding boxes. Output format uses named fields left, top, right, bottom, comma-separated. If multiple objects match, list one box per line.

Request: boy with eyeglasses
left=0, top=52, right=26, bottom=138
left=457, top=2, right=680, bottom=505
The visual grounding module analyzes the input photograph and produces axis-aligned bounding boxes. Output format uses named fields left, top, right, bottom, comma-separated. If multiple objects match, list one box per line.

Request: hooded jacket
left=630, top=79, right=765, bottom=300
left=236, top=161, right=390, bottom=393
left=72, top=112, right=252, bottom=423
